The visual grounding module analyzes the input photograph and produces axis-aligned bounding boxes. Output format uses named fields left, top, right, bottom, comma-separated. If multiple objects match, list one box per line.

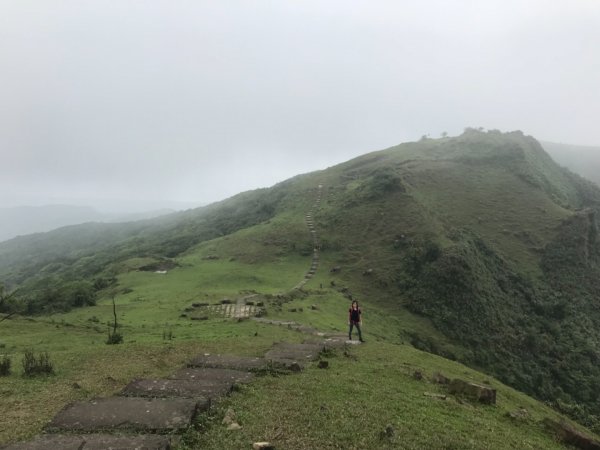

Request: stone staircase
left=3, top=334, right=348, bottom=450
left=293, top=184, right=323, bottom=290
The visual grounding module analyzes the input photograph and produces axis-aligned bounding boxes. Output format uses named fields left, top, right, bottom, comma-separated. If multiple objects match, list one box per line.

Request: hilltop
left=2, top=129, right=600, bottom=445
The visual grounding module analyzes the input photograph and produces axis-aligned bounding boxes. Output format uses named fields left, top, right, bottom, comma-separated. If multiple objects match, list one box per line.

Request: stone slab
left=448, top=379, right=496, bottom=404
left=265, top=342, right=324, bottom=363
left=47, top=397, right=205, bottom=432
left=2, top=434, right=171, bottom=450
left=171, top=367, right=255, bottom=384
left=188, top=354, right=266, bottom=371
left=122, top=378, right=230, bottom=400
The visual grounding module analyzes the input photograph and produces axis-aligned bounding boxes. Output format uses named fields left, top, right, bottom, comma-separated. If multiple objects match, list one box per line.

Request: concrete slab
left=171, top=367, right=254, bottom=384
left=1, top=435, right=84, bottom=450
left=47, top=397, right=205, bottom=433
left=2, top=434, right=171, bottom=450
left=188, top=354, right=266, bottom=371
left=122, top=378, right=230, bottom=400
left=265, top=342, right=324, bottom=366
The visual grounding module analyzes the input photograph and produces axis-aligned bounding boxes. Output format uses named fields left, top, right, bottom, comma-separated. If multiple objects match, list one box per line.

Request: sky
left=1, top=0, right=599, bottom=211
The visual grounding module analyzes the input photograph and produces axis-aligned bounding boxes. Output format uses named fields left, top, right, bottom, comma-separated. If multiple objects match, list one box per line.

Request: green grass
left=2, top=226, right=590, bottom=448
left=183, top=341, right=574, bottom=450
left=3, top=129, right=600, bottom=447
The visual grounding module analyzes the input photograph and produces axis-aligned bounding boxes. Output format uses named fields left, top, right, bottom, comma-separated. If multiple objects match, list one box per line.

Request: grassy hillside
left=0, top=264, right=594, bottom=449
left=3, top=129, right=600, bottom=441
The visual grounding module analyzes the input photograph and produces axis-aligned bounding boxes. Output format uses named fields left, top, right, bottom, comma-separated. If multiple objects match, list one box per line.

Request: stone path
left=253, top=318, right=361, bottom=347
left=3, top=434, right=171, bottom=450
left=293, top=184, right=323, bottom=290
left=4, top=337, right=343, bottom=449
left=184, top=294, right=262, bottom=321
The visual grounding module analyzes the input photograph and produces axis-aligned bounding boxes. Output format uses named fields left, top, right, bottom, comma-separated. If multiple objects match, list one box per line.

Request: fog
left=1, top=1, right=600, bottom=210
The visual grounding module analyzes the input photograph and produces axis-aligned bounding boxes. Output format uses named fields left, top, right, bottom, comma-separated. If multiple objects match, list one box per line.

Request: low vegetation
left=22, top=350, right=54, bottom=377
left=2, top=129, right=600, bottom=443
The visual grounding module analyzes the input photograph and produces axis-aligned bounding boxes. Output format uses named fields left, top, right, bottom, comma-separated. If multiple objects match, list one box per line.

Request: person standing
left=348, top=300, right=364, bottom=342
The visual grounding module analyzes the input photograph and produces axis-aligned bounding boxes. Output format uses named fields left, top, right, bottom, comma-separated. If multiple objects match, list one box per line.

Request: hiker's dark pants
left=349, top=322, right=362, bottom=340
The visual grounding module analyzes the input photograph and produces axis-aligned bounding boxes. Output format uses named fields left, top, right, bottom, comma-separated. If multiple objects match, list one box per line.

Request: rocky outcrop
left=448, top=379, right=496, bottom=405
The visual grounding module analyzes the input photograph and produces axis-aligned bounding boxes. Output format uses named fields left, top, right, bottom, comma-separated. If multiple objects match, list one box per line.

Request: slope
left=2, top=129, right=600, bottom=434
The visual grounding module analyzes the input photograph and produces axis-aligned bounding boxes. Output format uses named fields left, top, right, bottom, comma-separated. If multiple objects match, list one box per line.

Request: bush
left=106, top=331, right=123, bottom=345
left=22, top=350, right=54, bottom=376
left=0, top=355, right=11, bottom=376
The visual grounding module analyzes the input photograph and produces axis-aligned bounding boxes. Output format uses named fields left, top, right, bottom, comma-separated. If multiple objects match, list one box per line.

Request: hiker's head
left=351, top=300, right=358, bottom=309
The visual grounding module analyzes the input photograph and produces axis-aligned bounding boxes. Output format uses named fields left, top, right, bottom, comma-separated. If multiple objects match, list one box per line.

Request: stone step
left=171, top=367, right=255, bottom=384
left=2, top=434, right=171, bottom=450
left=47, top=397, right=204, bottom=433
left=265, top=342, right=325, bottom=368
left=188, top=354, right=266, bottom=371
left=121, top=378, right=229, bottom=401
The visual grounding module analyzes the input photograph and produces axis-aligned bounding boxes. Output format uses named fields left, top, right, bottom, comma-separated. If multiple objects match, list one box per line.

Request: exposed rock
left=2, top=434, right=171, bottom=450
left=543, top=418, right=600, bottom=450
left=222, top=408, right=236, bottom=425
left=47, top=397, right=205, bottom=432
left=310, top=304, right=319, bottom=310
left=188, top=354, right=267, bottom=371
left=448, top=379, right=496, bottom=404
left=431, top=372, right=450, bottom=385
left=423, top=392, right=447, bottom=400
left=507, top=408, right=529, bottom=421
left=227, top=422, right=242, bottom=430
left=363, top=268, right=374, bottom=276
left=253, top=442, right=275, bottom=450
left=121, top=378, right=229, bottom=400
left=171, top=367, right=254, bottom=384
left=265, top=342, right=324, bottom=370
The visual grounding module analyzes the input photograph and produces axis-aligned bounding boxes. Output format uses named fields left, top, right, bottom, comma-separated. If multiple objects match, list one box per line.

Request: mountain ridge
left=3, top=129, right=600, bottom=433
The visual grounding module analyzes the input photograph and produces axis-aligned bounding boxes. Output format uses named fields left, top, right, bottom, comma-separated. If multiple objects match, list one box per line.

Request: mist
left=2, top=0, right=600, bottom=210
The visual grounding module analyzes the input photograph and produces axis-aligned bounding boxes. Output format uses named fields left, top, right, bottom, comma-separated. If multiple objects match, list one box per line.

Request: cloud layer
left=2, top=1, right=599, bottom=208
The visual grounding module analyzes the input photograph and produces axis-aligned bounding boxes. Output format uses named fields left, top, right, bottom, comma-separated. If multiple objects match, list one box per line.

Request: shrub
left=22, top=350, right=54, bottom=376
left=106, top=331, right=123, bottom=345
left=0, top=355, right=11, bottom=376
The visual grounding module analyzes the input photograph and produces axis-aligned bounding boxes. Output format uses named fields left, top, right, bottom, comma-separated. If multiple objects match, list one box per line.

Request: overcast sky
left=1, top=1, right=599, bottom=211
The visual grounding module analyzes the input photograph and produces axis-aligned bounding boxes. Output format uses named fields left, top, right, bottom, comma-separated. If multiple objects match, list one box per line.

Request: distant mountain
left=542, top=141, right=600, bottom=186
left=0, top=205, right=174, bottom=242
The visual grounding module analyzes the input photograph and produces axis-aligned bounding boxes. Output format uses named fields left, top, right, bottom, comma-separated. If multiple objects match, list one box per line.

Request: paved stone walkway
left=293, top=184, right=323, bottom=290
left=4, top=336, right=345, bottom=449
